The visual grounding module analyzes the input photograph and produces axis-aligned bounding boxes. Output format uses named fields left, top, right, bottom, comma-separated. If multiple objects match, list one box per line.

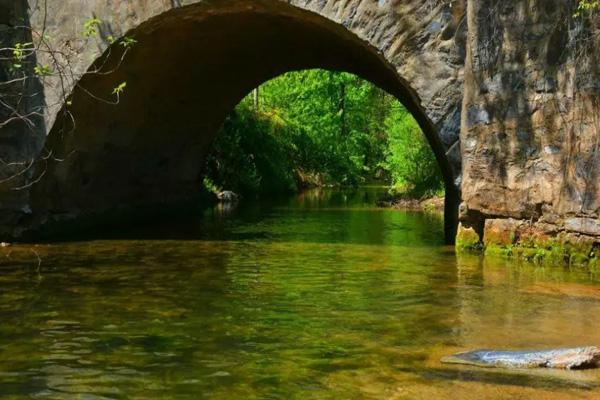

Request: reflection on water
left=0, top=187, right=599, bottom=399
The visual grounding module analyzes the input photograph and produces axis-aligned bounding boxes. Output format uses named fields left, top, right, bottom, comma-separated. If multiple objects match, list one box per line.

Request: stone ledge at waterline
left=456, top=218, right=600, bottom=268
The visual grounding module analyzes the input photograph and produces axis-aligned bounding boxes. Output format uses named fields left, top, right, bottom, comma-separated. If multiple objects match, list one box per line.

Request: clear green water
left=1, top=187, right=600, bottom=399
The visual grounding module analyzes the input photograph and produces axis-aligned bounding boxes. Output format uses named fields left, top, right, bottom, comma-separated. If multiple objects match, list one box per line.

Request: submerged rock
left=442, top=347, right=600, bottom=370
left=216, top=191, right=240, bottom=203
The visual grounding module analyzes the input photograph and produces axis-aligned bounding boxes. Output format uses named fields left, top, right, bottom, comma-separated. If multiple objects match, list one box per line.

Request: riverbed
left=0, top=187, right=599, bottom=399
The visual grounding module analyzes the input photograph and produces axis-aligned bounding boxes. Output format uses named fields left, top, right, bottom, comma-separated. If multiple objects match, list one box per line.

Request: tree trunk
left=339, top=81, right=346, bottom=136
left=252, top=87, right=260, bottom=110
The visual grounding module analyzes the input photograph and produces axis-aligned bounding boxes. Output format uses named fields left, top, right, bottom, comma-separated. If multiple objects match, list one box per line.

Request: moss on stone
left=483, top=219, right=520, bottom=247
left=481, top=232, right=598, bottom=268
left=484, top=243, right=511, bottom=257
left=456, top=224, right=483, bottom=252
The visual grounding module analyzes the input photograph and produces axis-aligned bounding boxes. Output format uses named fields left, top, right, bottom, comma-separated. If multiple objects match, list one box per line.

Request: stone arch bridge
left=0, top=0, right=599, bottom=258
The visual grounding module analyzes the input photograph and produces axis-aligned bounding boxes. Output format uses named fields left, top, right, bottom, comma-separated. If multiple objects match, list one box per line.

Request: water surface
left=1, top=187, right=600, bottom=399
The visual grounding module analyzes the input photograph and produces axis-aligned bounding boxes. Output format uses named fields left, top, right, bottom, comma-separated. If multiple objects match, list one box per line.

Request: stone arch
left=27, top=0, right=465, bottom=242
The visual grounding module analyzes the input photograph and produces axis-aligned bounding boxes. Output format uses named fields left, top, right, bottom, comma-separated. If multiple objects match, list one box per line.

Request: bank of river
left=0, top=187, right=599, bottom=399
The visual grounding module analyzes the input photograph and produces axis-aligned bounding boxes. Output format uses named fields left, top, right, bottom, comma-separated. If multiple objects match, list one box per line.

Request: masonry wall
left=458, top=0, right=600, bottom=264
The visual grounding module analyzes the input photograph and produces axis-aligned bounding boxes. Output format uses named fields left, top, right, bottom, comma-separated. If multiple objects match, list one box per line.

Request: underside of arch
left=29, top=0, right=459, bottom=242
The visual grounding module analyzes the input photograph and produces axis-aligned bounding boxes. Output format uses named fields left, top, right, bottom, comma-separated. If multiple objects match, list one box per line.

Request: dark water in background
left=1, top=187, right=600, bottom=399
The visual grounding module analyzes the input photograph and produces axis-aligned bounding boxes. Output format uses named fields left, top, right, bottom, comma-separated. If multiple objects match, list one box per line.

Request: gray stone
left=442, top=347, right=600, bottom=370
left=565, top=218, right=600, bottom=236
left=467, top=105, right=491, bottom=126
left=216, top=191, right=240, bottom=203
left=543, top=145, right=560, bottom=155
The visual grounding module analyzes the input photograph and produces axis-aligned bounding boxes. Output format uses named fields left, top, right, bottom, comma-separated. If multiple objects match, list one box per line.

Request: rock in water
left=216, top=191, right=239, bottom=203
left=441, top=347, right=600, bottom=370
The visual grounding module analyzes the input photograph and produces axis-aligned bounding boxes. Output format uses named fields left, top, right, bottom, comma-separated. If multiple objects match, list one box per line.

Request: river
left=1, top=187, right=599, bottom=399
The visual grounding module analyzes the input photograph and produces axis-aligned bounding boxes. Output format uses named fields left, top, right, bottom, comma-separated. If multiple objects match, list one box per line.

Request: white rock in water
left=442, top=346, right=600, bottom=370
left=217, top=191, right=240, bottom=203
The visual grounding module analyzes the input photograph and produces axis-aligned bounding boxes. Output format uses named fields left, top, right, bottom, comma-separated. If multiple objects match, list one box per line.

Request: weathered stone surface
left=481, top=220, right=598, bottom=267
left=0, top=0, right=46, bottom=238
left=483, top=218, right=522, bottom=247
left=565, top=218, right=600, bottom=237
left=461, top=0, right=600, bottom=235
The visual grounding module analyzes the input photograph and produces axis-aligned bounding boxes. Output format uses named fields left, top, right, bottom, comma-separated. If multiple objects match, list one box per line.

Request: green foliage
left=34, top=64, right=53, bottom=77
left=12, top=42, right=30, bottom=62
left=106, top=35, right=136, bottom=48
left=10, top=42, right=33, bottom=73
left=112, top=81, right=127, bottom=96
left=83, top=18, right=102, bottom=37
left=576, top=0, right=599, bottom=15
left=205, top=105, right=297, bottom=195
left=120, top=36, right=138, bottom=49
left=9, top=63, right=22, bottom=73
left=383, top=102, right=443, bottom=196
left=202, top=177, right=220, bottom=194
left=258, top=70, right=394, bottom=186
left=205, top=70, right=443, bottom=197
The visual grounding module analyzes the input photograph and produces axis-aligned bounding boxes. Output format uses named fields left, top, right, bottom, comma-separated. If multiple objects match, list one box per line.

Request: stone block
left=483, top=218, right=522, bottom=247
left=456, top=223, right=482, bottom=251
left=565, top=218, right=600, bottom=237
